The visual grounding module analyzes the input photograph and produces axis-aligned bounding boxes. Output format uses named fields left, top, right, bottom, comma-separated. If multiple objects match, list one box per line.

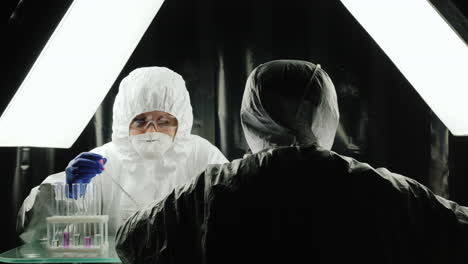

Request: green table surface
left=0, top=237, right=121, bottom=263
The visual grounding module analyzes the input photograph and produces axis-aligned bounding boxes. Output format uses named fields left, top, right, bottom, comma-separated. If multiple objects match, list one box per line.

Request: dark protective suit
left=116, top=59, right=468, bottom=263
left=115, top=144, right=468, bottom=264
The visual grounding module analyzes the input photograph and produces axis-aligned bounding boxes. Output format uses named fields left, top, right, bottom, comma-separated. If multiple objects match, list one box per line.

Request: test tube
left=100, top=222, right=104, bottom=246
left=94, top=234, right=102, bottom=246
left=83, top=183, right=88, bottom=215
left=72, top=183, right=77, bottom=202
left=73, top=223, right=80, bottom=246
left=65, top=184, right=70, bottom=216
left=62, top=231, right=70, bottom=247
left=82, top=183, right=87, bottom=215
left=74, top=183, right=79, bottom=214
left=54, top=184, right=61, bottom=216
left=97, top=183, right=101, bottom=216
left=87, top=183, right=91, bottom=215
left=52, top=223, right=57, bottom=246
left=105, top=222, right=108, bottom=244
left=84, top=236, right=92, bottom=248
left=60, top=184, right=65, bottom=215
left=53, top=223, right=60, bottom=247
left=69, top=228, right=74, bottom=247
left=88, top=184, right=93, bottom=215
left=83, top=222, right=87, bottom=238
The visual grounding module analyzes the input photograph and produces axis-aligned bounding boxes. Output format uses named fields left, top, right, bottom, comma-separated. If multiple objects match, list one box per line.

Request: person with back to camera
left=115, top=60, right=468, bottom=264
left=17, top=66, right=228, bottom=243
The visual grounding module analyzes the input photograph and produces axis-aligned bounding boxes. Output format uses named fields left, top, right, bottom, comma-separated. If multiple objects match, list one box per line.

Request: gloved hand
left=65, top=152, right=107, bottom=198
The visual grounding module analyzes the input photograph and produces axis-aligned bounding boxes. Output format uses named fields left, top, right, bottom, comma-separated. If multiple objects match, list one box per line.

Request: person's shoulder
left=89, top=142, right=113, bottom=154
left=274, top=144, right=332, bottom=159
left=329, top=151, right=423, bottom=192
left=272, top=145, right=377, bottom=175
left=329, top=150, right=374, bottom=174
left=187, top=134, right=215, bottom=147
left=200, top=154, right=260, bottom=188
left=267, top=145, right=336, bottom=167
left=186, top=134, right=224, bottom=155
left=87, top=141, right=124, bottom=160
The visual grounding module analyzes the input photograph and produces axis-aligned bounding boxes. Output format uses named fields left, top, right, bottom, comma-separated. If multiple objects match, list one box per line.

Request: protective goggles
left=129, top=113, right=178, bottom=132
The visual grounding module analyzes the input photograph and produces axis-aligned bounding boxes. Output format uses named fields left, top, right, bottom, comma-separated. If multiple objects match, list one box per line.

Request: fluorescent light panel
left=340, top=0, right=468, bottom=136
left=0, top=0, right=164, bottom=148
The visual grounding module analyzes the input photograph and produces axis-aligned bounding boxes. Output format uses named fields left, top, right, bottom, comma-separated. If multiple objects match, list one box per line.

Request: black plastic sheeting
left=2, top=0, right=468, bottom=253
left=115, top=145, right=468, bottom=264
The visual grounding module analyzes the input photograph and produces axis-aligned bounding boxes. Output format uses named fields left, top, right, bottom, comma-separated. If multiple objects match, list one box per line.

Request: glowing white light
left=340, top=0, right=468, bottom=136
left=0, top=0, right=165, bottom=148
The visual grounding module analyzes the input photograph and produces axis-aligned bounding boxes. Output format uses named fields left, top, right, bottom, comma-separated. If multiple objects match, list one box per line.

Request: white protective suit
left=17, top=67, right=228, bottom=243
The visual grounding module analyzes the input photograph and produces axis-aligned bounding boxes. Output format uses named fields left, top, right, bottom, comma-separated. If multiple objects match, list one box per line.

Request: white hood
left=112, top=66, right=193, bottom=141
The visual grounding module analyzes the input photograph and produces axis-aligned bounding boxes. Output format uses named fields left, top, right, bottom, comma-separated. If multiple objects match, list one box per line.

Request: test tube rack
left=46, top=183, right=109, bottom=257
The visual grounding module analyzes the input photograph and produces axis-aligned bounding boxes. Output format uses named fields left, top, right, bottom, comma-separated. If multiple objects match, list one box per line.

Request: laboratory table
left=0, top=237, right=121, bottom=263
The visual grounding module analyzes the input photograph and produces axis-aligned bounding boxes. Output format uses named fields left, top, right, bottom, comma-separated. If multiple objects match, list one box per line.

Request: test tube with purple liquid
left=62, top=231, right=70, bottom=247
left=84, top=236, right=92, bottom=248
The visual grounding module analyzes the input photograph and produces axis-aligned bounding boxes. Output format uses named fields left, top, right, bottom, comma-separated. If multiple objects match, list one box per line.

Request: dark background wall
left=1, top=0, right=468, bottom=253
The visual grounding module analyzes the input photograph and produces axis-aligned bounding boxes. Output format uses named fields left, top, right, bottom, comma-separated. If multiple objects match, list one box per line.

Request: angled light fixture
left=0, top=0, right=165, bottom=148
left=340, top=0, right=468, bottom=136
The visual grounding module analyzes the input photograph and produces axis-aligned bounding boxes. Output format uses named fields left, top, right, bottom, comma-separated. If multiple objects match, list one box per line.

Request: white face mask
left=129, top=132, right=174, bottom=160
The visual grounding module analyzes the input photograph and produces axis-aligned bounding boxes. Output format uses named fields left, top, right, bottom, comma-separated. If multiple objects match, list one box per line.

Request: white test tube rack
left=46, top=183, right=109, bottom=257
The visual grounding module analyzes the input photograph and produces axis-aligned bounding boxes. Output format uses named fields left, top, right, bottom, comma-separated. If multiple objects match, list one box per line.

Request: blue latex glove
left=65, top=152, right=107, bottom=198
